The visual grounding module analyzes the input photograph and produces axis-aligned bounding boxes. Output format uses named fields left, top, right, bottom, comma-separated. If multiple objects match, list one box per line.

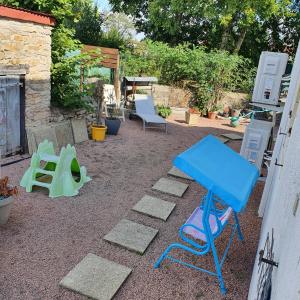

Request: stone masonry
left=0, top=17, right=53, bottom=128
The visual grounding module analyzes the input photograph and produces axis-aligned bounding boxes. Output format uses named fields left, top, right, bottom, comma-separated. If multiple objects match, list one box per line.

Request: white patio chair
left=134, top=94, right=167, bottom=133
left=103, top=84, right=126, bottom=122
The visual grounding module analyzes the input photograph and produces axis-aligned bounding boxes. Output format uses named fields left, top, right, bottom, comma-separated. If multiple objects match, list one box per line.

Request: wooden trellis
left=81, top=45, right=120, bottom=100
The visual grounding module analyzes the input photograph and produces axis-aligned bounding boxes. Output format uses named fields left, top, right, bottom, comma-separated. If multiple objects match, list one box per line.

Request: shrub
left=157, top=105, right=172, bottom=118
left=121, top=41, right=256, bottom=113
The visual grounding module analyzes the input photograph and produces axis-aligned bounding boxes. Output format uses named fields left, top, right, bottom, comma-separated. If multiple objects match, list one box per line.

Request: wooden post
left=80, top=66, right=84, bottom=93
left=114, top=52, right=121, bottom=101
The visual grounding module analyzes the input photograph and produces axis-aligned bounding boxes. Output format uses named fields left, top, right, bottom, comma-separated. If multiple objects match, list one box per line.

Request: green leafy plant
left=2, top=0, right=105, bottom=110
left=157, top=105, right=172, bottom=118
left=121, top=41, right=255, bottom=113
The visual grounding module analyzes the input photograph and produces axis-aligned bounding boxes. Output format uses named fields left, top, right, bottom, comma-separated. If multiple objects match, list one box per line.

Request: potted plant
left=185, top=107, right=201, bottom=125
left=230, top=102, right=244, bottom=117
left=207, top=103, right=222, bottom=120
left=105, top=105, right=122, bottom=135
left=157, top=105, right=172, bottom=119
left=91, top=80, right=107, bottom=141
left=0, top=177, right=18, bottom=225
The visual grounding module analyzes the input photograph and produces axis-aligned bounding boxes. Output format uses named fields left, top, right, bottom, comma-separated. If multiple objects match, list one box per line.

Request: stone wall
left=0, top=18, right=53, bottom=128
left=50, top=107, right=96, bottom=131
left=147, top=84, right=192, bottom=107
left=147, top=85, right=247, bottom=110
left=220, top=91, right=248, bottom=109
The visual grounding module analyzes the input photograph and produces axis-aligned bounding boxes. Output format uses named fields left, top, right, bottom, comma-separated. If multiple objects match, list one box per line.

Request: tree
left=110, top=0, right=293, bottom=56
left=100, top=12, right=137, bottom=49
left=216, top=0, right=291, bottom=53
left=72, top=1, right=103, bottom=46
left=0, top=0, right=101, bottom=108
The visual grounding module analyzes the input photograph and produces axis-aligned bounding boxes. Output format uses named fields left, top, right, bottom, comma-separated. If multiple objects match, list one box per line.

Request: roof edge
left=0, top=5, right=56, bottom=26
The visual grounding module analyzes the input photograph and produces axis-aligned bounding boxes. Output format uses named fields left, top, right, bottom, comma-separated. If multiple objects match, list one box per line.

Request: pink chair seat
left=183, top=207, right=232, bottom=242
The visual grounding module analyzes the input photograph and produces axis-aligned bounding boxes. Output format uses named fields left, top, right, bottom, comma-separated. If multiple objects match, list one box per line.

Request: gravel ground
left=0, top=117, right=263, bottom=300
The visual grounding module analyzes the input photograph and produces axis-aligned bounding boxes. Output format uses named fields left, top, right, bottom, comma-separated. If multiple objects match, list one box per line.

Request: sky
left=95, top=0, right=145, bottom=40
left=95, top=0, right=111, bottom=11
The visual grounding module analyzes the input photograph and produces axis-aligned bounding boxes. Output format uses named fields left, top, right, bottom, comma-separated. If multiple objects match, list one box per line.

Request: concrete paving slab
left=168, top=166, right=193, bottom=180
left=60, top=253, right=132, bottom=300
left=26, top=128, right=37, bottom=154
left=152, top=178, right=189, bottom=197
left=132, top=195, right=176, bottom=221
left=103, top=219, right=158, bottom=254
left=33, top=127, right=59, bottom=153
left=214, top=136, right=229, bottom=144
left=221, top=133, right=243, bottom=140
left=55, top=121, right=74, bottom=148
left=71, top=118, right=88, bottom=143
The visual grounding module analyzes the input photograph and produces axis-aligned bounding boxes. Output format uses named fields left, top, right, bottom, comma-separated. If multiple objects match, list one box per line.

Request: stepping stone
left=132, top=195, right=176, bottom=221
left=221, top=133, right=243, bottom=140
left=168, top=166, right=193, bottom=180
left=71, top=118, right=88, bottom=143
left=214, top=136, right=229, bottom=144
left=103, top=219, right=158, bottom=254
left=152, top=178, right=189, bottom=197
left=60, top=253, right=131, bottom=300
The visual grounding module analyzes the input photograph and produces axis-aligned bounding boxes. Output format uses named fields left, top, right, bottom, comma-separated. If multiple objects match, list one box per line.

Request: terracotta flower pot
left=208, top=111, right=217, bottom=120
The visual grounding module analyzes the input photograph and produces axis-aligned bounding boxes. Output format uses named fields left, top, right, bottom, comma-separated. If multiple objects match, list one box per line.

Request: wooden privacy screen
left=82, top=45, right=120, bottom=100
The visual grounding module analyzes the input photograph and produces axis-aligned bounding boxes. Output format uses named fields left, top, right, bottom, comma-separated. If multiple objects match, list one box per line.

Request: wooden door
left=0, top=76, right=21, bottom=156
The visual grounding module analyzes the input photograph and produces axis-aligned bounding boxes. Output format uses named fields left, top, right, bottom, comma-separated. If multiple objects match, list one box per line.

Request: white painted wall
left=249, top=42, right=300, bottom=299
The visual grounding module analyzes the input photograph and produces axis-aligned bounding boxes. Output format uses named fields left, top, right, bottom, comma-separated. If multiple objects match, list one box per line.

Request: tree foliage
left=122, top=40, right=255, bottom=112
left=100, top=12, right=136, bottom=49
left=110, top=0, right=296, bottom=62
left=0, top=0, right=104, bottom=108
left=72, top=1, right=103, bottom=46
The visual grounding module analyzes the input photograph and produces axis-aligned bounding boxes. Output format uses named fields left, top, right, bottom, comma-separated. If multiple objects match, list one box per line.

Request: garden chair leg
left=211, top=241, right=227, bottom=295
left=154, top=244, right=174, bottom=268
left=233, top=211, right=244, bottom=241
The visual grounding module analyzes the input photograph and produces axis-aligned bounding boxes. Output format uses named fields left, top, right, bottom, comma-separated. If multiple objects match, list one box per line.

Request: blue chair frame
left=154, top=190, right=244, bottom=295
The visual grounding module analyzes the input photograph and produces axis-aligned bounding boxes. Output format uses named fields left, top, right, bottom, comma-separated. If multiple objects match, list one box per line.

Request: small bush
left=157, top=105, right=172, bottom=118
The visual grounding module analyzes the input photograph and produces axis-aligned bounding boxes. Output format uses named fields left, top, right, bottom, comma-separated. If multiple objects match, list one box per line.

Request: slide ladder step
left=36, top=168, right=55, bottom=176
left=32, top=180, right=51, bottom=189
left=39, top=154, right=59, bottom=163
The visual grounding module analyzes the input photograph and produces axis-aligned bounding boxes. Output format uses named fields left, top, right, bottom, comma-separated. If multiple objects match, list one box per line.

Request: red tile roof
left=0, top=5, right=56, bottom=26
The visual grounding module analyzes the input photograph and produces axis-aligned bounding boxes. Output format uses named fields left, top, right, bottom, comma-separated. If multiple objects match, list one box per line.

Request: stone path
left=167, top=166, right=193, bottom=180
left=221, top=133, right=243, bottom=140
left=152, top=177, right=189, bottom=197
left=61, top=163, right=190, bottom=299
left=103, top=219, right=159, bottom=254
left=214, top=136, right=229, bottom=144
left=132, top=195, right=176, bottom=221
left=60, top=253, right=131, bottom=300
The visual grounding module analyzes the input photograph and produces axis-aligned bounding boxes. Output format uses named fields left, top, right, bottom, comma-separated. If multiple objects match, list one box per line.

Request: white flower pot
left=0, top=196, right=14, bottom=225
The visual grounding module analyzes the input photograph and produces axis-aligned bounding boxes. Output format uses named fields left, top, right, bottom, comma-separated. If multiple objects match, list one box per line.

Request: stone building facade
left=0, top=5, right=55, bottom=128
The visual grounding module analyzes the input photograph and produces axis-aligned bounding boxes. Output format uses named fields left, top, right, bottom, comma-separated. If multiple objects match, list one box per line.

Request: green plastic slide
left=20, top=140, right=91, bottom=198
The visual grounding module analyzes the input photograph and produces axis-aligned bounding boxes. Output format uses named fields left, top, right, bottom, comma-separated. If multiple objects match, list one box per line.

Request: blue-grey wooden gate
left=0, top=76, right=21, bottom=157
